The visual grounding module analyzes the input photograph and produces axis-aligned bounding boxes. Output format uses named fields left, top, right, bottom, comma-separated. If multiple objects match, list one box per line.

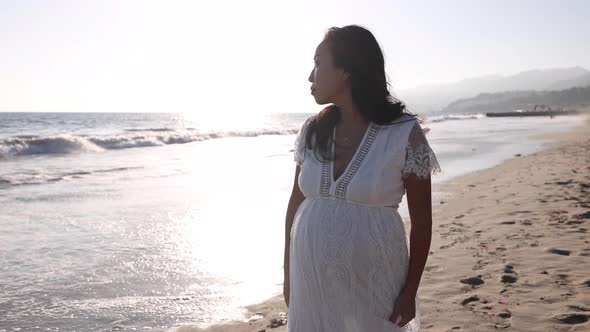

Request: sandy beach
left=174, top=116, right=590, bottom=332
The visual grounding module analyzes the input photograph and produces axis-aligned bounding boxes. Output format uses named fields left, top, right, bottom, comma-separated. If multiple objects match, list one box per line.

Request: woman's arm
left=391, top=121, right=438, bottom=326
left=402, top=174, right=433, bottom=295
left=390, top=174, right=433, bottom=326
left=283, top=165, right=306, bottom=306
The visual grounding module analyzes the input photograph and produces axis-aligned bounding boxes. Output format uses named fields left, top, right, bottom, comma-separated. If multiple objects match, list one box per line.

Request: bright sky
left=1, top=0, right=589, bottom=113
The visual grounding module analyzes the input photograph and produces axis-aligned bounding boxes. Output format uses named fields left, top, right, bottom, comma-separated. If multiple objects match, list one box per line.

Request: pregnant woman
left=283, top=25, right=440, bottom=331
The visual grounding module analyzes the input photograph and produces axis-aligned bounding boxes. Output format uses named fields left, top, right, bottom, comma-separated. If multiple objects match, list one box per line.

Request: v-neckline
left=330, top=122, right=373, bottom=184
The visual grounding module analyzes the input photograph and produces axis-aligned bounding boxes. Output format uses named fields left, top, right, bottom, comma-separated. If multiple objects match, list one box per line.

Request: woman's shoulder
left=295, top=114, right=316, bottom=135
left=373, top=113, right=419, bottom=129
left=301, top=113, right=317, bottom=128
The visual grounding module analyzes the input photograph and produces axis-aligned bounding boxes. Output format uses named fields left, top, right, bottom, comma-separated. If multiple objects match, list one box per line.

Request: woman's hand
left=389, top=288, right=416, bottom=327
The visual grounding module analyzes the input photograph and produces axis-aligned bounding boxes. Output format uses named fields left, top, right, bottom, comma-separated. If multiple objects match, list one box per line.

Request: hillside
left=439, top=86, right=590, bottom=114
left=398, top=67, right=590, bottom=112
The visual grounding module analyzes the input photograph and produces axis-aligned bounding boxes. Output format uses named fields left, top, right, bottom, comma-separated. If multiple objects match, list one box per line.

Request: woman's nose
left=308, top=69, right=314, bottom=83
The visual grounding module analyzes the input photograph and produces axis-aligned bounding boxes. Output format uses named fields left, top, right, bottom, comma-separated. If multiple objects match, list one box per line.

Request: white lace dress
left=289, top=113, right=440, bottom=332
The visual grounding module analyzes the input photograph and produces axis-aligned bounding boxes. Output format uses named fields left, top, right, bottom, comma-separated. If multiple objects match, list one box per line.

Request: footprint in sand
left=503, top=265, right=515, bottom=274
left=501, top=275, right=518, bottom=284
left=461, top=295, right=480, bottom=305
left=424, top=264, right=443, bottom=273
left=507, top=210, right=531, bottom=216
left=520, top=219, right=533, bottom=226
left=472, top=259, right=489, bottom=271
left=555, top=179, right=574, bottom=185
left=460, top=276, right=485, bottom=287
left=495, top=246, right=507, bottom=253
left=554, top=274, right=570, bottom=287
left=552, top=313, right=589, bottom=325
left=547, top=248, right=572, bottom=255
left=499, top=265, right=518, bottom=285
left=439, top=239, right=459, bottom=250
left=494, top=322, right=511, bottom=329
left=567, top=305, right=590, bottom=312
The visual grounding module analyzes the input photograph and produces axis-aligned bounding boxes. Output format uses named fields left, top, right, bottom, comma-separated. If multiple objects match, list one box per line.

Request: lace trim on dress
left=320, top=162, right=331, bottom=197
left=402, top=122, right=441, bottom=180
left=335, top=123, right=379, bottom=199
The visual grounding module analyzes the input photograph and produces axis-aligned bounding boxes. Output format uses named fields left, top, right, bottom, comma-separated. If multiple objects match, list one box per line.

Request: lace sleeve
left=402, top=121, right=441, bottom=180
left=294, top=116, right=313, bottom=165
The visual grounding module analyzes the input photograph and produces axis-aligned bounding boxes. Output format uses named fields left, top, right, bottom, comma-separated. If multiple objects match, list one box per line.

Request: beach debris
left=497, top=310, right=512, bottom=319
left=269, top=317, right=287, bottom=328
left=248, top=313, right=264, bottom=322
left=575, top=211, right=590, bottom=219
left=267, top=312, right=287, bottom=328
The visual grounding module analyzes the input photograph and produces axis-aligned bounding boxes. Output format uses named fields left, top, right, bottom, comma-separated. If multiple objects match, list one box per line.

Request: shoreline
left=171, top=115, right=590, bottom=332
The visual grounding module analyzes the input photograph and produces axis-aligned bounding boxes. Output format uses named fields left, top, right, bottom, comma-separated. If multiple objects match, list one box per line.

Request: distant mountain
left=439, top=86, right=590, bottom=115
left=398, top=67, right=590, bottom=113
left=550, top=72, right=590, bottom=90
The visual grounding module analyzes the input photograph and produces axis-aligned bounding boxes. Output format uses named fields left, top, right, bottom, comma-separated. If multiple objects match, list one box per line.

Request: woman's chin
left=312, top=96, right=329, bottom=105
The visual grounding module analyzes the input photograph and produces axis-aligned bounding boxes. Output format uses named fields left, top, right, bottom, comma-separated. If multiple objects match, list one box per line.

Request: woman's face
left=308, top=41, right=349, bottom=105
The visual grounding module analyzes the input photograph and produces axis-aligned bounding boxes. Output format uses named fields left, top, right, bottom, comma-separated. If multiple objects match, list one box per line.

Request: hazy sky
left=1, top=0, right=589, bottom=113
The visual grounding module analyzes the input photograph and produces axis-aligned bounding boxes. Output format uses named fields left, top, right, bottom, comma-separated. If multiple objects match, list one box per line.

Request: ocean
left=0, top=111, right=583, bottom=331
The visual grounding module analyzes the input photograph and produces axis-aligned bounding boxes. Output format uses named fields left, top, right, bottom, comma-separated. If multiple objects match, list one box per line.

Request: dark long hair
left=306, top=25, right=413, bottom=161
